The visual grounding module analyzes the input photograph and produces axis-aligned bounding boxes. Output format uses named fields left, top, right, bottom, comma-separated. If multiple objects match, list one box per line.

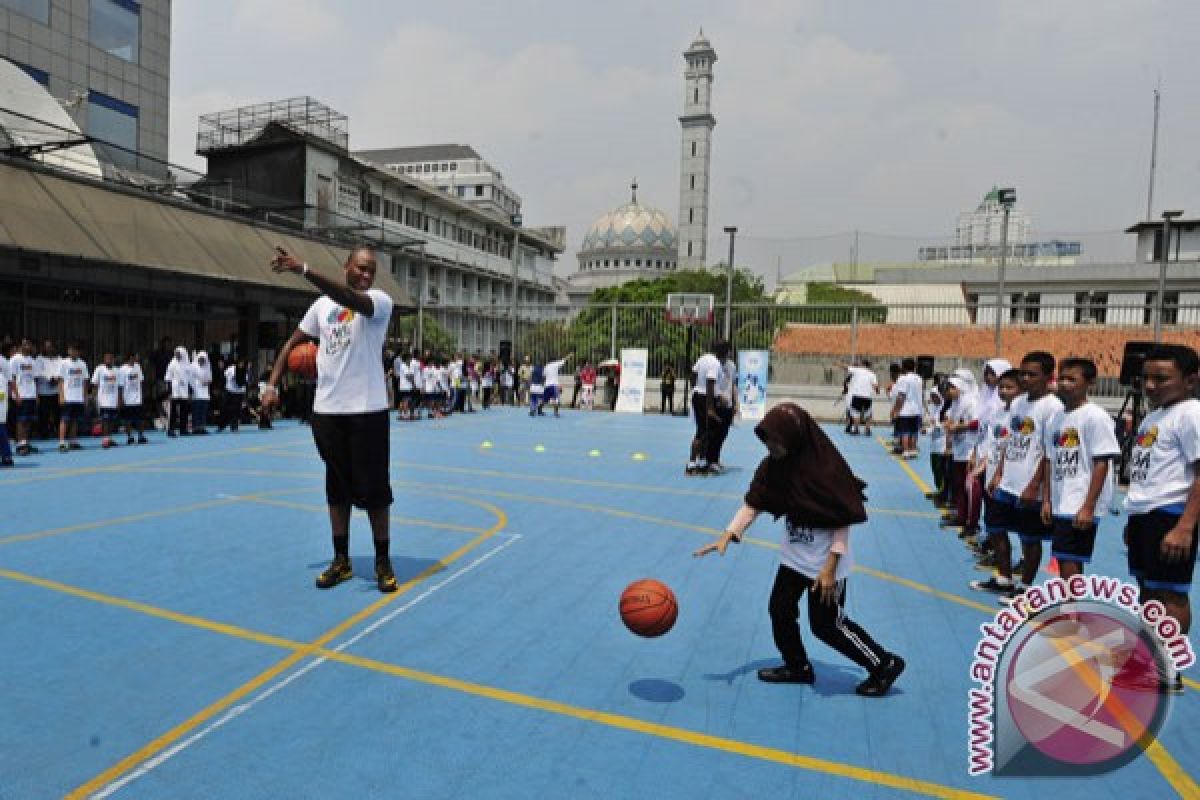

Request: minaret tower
left=677, top=29, right=716, bottom=270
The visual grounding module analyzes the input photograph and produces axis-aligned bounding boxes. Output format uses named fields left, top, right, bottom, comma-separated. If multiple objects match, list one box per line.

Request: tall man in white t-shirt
left=266, top=246, right=402, bottom=593
left=889, top=357, right=924, bottom=459
left=57, top=342, right=89, bottom=452
left=9, top=339, right=40, bottom=456
left=843, top=359, right=878, bottom=435
left=687, top=340, right=732, bottom=475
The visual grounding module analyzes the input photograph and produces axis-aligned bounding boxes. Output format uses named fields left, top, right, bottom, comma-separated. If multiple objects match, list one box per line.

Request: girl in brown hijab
left=695, top=403, right=905, bottom=696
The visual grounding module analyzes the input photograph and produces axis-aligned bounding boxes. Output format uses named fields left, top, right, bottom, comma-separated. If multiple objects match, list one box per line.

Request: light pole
left=992, top=188, right=1016, bottom=356
left=1155, top=209, right=1184, bottom=342
left=723, top=225, right=737, bottom=340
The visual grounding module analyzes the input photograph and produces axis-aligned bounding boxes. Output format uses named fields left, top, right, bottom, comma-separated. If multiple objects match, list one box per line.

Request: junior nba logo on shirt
left=967, top=575, right=1193, bottom=777
left=1051, top=427, right=1082, bottom=481
left=1128, top=426, right=1159, bottom=484
left=323, top=306, right=356, bottom=357
left=1004, top=415, right=1038, bottom=461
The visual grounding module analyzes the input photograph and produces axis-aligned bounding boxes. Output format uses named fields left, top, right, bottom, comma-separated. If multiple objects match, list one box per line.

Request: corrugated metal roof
left=0, top=161, right=413, bottom=306
left=355, top=144, right=481, bottom=165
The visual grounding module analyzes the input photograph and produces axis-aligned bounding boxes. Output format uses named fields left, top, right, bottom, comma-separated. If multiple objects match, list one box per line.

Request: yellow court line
left=0, top=437, right=312, bottom=487
left=242, top=496, right=489, bottom=535
left=2, top=566, right=994, bottom=800
left=0, top=486, right=318, bottom=547
left=877, top=437, right=1200, bottom=791
left=875, top=436, right=933, bottom=494
left=65, top=493, right=509, bottom=799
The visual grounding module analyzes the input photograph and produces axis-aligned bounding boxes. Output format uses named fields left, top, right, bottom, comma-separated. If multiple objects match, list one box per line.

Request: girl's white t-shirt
left=189, top=363, right=211, bottom=401
left=949, top=393, right=979, bottom=462
left=91, top=365, right=121, bottom=409
left=59, top=358, right=89, bottom=404
left=781, top=521, right=852, bottom=581
left=165, top=358, right=191, bottom=399
left=297, top=289, right=394, bottom=414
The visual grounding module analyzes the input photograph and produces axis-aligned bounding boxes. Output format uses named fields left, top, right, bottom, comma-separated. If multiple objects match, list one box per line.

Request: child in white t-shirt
left=973, top=369, right=1021, bottom=569
left=57, top=342, right=89, bottom=452
left=91, top=351, right=122, bottom=449
left=1123, top=345, right=1200, bottom=692
left=695, top=403, right=904, bottom=697
left=163, top=347, right=192, bottom=437
left=119, top=353, right=148, bottom=444
left=1038, top=358, right=1120, bottom=580
left=189, top=352, right=212, bottom=434
left=0, top=342, right=12, bottom=466
left=974, top=352, right=1063, bottom=599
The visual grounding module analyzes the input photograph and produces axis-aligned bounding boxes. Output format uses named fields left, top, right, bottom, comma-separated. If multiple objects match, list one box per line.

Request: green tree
left=394, top=314, right=456, bottom=356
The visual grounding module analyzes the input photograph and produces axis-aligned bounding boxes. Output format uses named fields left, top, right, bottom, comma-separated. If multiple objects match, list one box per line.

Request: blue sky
left=171, top=0, right=1200, bottom=276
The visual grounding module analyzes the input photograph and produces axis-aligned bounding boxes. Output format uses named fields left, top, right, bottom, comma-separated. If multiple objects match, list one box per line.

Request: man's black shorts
left=310, top=410, right=393, bottom=510
left=895, top=415, right=921, bottom=436
left=1050, top=517, right=1099, bottom=564
left=850, top=396, right=872, bottom=416
left=1127, top=509, right=1198, bottom=593
left=691, top=393, right=710, bottom=438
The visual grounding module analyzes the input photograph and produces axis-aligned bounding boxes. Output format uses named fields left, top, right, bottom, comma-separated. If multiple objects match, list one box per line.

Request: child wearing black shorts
left=1038, top=358, right=1120, bottom=580
left=1124, top=344, right=1200, bottom=693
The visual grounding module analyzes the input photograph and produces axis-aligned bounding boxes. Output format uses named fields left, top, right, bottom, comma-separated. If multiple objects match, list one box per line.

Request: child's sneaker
left=970, top=576, right=1013, bottom=594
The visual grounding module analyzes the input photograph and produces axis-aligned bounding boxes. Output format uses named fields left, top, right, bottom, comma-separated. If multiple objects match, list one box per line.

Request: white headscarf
left=977, top=358, right=1012, bottom=421
left=193, top=350, right=211, bottom=382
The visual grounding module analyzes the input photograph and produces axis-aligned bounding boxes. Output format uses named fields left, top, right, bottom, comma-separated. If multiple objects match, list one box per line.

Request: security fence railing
left=406, top=300, right=1200, bottom=400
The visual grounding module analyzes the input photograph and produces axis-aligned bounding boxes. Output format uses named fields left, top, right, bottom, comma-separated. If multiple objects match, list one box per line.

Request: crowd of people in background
left=0, top=335, right=284, bottom=465
left=386, top=348, right=622, bottom=421
left=841, top=344, right=1199, bottom=693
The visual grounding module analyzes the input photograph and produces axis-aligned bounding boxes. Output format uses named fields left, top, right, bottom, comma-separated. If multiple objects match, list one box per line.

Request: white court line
left=91, top=533, right=523, bottom=799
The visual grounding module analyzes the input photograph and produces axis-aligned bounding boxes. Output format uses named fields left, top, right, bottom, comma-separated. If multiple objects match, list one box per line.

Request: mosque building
left=565, top=30, right=716, bottom=308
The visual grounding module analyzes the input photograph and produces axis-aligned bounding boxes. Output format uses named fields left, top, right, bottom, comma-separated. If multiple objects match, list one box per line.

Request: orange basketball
left=619, top=578, right=678, bottom=638
left=288, top=342, right=318, bottom=378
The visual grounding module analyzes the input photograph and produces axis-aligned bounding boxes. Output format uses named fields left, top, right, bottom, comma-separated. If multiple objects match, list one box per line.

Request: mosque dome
left=580, top=195, right=677, bottom=255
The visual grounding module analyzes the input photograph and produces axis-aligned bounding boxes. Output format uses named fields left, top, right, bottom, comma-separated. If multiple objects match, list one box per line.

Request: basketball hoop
left=665, top=292, right=715, bottom=325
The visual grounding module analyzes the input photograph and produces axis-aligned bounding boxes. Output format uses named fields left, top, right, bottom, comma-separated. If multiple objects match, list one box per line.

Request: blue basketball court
left=0, top=409, right=1195, bottom=799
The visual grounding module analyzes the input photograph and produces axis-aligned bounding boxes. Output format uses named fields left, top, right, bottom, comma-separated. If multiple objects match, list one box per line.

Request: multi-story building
left=0, top=0, right=170, bottom=174
left=355, top=144, right=523, bottom=224
left=916, top=187, right=1081, bottom=267
left=196, top=98, right=563, bottom=354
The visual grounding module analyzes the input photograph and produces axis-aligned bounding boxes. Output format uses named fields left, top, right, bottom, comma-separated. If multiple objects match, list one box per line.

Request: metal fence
left=407, top=300, right=1200, bottom=400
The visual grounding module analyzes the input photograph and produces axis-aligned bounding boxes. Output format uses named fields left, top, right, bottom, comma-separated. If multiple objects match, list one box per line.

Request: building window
left=624, top=259, right=631, bottom=267
left=1074, top=291, right=1108, bottom=324
left=449, top=162, right=457, bottom=171
left=475, top=185, right=484, bottom=197
left=91, top=0, right=141, bottom=63
left=688, top=208, right=694, bottom=224
left=687, top=241, right=693, bottom=257
left=691, top=141, right=697, bottom=157
left=1, top=0, right=49, bottom=24
left=1145, top=291, right=1180, bottom=325
left=693, top=88, right=699, bottom=104
left=87, top=90, right=138, bottom=167
left=690, top=175, right=695, bottom=190
left=635, top=259, right=642, bottom=267
left=423, top=164, right=431, bottom=173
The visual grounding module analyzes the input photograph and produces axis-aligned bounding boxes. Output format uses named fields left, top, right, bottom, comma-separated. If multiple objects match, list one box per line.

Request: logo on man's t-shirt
left=327, top=307, right=356, bottom=325
left=1054, top=428, right=1081, bottom=448
left=324, top=306, right=356, bottom=357
left=1135, top=426, right=1158, bottom=449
